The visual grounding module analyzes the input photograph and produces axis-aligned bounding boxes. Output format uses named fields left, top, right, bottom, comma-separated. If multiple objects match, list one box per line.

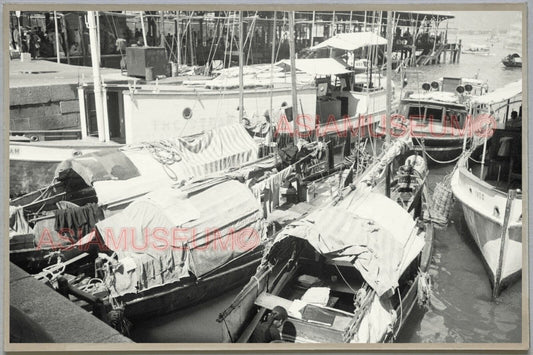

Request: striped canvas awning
left=58, top=124, right=259, bottom=207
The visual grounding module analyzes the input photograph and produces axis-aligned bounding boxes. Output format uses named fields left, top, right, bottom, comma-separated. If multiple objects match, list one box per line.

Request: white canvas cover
left=269, top=190, right=425, bottom=297
left=310, top=32, right=387, bottom=51
left=95, top=179, right=263, bottom=298
left=88, top=124, right=259, bottom=207
left=277, top=58, right=353, bottom=76
left=470, top=79, right=522, bottom=105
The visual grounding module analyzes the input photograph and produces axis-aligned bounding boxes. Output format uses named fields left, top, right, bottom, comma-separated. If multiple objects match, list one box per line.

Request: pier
left=10, top=263, right=133, bottom=343
left=10, top=10, right=461, bottom=69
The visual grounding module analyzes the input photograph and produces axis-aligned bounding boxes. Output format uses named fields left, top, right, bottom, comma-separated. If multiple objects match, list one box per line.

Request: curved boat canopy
left=470, top=80, right=522, bottom=106
left=267, top=190, right=425, bottom=297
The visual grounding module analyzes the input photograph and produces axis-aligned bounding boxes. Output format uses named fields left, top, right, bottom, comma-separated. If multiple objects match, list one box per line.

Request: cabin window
left=406, top=106, right=439, bottom=122
left=182, top=107, right=193, bottom=119
left=407, top=106, right=424, bottom=120
left=424, top=107, right=443, bottom=122
left=446, top=110, right=462, bottom=127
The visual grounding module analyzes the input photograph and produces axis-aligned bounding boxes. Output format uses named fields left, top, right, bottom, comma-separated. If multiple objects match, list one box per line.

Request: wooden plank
left=255, top=292, right=293, bottom=311
left=255, top=292, right=353, bottom=332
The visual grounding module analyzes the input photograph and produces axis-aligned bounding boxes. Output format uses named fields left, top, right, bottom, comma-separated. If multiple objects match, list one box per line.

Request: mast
left=238, top=11, right=244, bottom=122
left=385, top=11, right=393, bottom=198
left=269, top=11, right=277, bottom=119
left=189, top=12, right=195, bottom=65
left=329, top=11, right=336, bottom=57
left=289, top=11, right=299, bottom=143
left=160, top=11, right=165, bottom=47
left=176, top=11, right=181, bottom=66
left=139, top=11, right=147, bottom=46
left=16, top=11, right=22, bottom=55
left=386, top=11, right=393, bottom=145
left=87, top=11, right=106, bottom=142
left=96, top=12, right=101, bottom=66
left=53, top=11, right=60, bottom=63
left=311, top=11, right=315, bottom=46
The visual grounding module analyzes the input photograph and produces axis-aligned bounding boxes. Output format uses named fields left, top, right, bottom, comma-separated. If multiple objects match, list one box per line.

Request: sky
left=445, top=11, right=521, bottom=32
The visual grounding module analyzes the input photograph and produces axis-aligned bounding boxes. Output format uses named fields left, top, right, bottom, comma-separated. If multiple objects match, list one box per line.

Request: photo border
left=2, top=1, right=529, bottom=352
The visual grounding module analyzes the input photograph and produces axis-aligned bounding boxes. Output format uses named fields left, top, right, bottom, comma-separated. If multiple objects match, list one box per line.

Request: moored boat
left=462, top=44, right=491, bottom=56
left=9, top=124, right=265, bottom=273
left=451, top=80, right=523, bottom=297
left=378, top=77, right=489, bottom=164
left=502, top=53, right=522, bottom=68
left=217, top=135, right=435, bottom=343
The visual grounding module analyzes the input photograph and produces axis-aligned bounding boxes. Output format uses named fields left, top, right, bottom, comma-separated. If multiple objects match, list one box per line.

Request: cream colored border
left=3, top=2, right=529, bottom=352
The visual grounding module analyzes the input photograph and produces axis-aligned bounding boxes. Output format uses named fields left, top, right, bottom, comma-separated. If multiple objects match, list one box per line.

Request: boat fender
left=417, top=270, right=432, bottom=309
left=30, top=135, right=39, bottom=142
left=107, top=307, right=132, bottom=336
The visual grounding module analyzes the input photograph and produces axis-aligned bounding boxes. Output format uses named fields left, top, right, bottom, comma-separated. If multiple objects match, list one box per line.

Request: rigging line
left=211, top=15, right=228, bottom=66
left=245, top=13, right=258, bottom=65
left=241, top=12, right=254, bottom=48
left=334, top=264, right=358, bottom=294
left=180, top=12, right=193, bottom=66
left=222, top=11, right=231, bottom=69
left=205, top=16, right=220, bottom=67
left=228, top=11, right=237, bottom=68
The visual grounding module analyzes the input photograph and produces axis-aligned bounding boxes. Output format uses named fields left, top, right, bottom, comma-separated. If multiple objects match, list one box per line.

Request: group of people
left=10, top=26, right=53, bottom=59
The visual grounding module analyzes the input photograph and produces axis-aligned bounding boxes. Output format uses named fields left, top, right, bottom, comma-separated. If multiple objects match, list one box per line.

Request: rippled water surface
left=131, top=33, right=523, bottom=344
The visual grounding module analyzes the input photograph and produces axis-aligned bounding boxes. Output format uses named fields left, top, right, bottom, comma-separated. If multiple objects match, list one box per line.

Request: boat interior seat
left=254, top=291, right=353, bottom=340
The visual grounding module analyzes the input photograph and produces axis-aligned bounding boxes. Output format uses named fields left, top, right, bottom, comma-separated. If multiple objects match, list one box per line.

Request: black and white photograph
left=5, top=3, right=527, bottom=350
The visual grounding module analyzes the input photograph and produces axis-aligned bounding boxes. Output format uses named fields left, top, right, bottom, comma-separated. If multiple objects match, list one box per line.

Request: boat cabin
left=78, top=76, right=318, bottom=145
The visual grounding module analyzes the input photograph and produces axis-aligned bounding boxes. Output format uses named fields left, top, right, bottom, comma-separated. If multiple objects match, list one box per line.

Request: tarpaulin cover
left=208, top=63, right=316, bottom=89
left=310, top=32, right=387, bottom=52
left=73, top=124, right=259, bottom=207
left=54, top=149, right=140, bottom=185
left=95, top=179, right=263, bottom=298
left=277, top=58, right=352, bottom=76
left=269, top=190, right=424, bottom=297
left=470, top=79, right=522, bottom=105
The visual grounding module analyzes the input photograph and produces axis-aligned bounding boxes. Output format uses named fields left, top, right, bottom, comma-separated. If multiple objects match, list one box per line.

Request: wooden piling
left=456, top=39, right=462, bottom=63
left=492, top=189, right=517, bottom=299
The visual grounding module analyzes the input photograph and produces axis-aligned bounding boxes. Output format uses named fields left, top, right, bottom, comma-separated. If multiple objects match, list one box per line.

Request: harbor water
left=130, top=33, right=523, bottom=343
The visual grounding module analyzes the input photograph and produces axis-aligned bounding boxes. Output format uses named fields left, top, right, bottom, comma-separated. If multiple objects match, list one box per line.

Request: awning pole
left=87, top=11, right=106, bottom=142
left=54, top=11, right=60, bottom=63
left=493, top=189, right=517, bottom=299
left=311, top=11, right=315, bottom=46
left=139, top=11, right=147, bottom=46
left=289, top=11, right=299, bottom=143
left=385, top=11, right=393, bottom=198
left=238, top=11, right=244, bottom=122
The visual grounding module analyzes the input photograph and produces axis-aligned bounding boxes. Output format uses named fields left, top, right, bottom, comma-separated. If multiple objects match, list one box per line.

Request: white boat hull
left=9, top=140, right=120, bottom=197
left=451, top=161, right=522, bottom=290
